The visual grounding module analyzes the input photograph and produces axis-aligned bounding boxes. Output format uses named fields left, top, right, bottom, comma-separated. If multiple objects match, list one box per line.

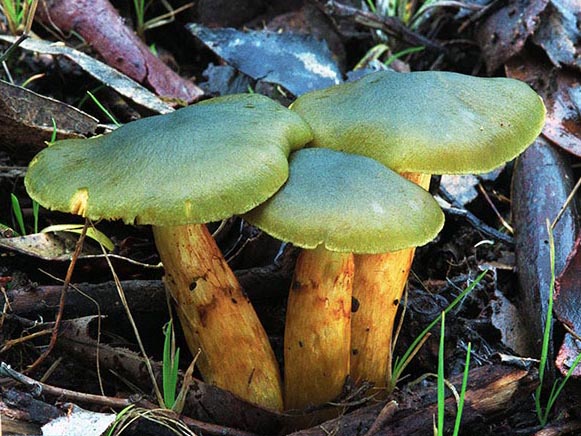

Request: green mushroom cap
left=244, top=148, right=444, bottom=253
left=25, top=94, right=313, bottom=226
left=291, top=71, right=546, bottom=174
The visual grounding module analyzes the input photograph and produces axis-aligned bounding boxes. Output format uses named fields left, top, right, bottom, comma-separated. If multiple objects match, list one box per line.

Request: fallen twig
left=322, top=0, right=446, bottom=53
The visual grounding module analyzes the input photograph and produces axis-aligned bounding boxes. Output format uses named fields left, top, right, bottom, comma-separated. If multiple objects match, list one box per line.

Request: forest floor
left=1, top=1, right=581, bottom=435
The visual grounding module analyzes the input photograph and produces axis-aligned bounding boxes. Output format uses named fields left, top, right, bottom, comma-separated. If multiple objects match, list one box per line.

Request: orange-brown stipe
left=284, top=246, right=354, bottom=410
left=153, top=224, right=283, bottom=410
left=350, top=172, right=431, bottom=392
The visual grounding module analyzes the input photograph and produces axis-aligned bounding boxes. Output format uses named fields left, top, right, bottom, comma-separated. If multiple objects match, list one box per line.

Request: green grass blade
left=384, top=46, right=424, bottom=67
left=437, top=311, right=445, bottom=436
left=453, top=342, right=471, bottom=436
left=10, top=193, right=25, bottom=235
left=162, top=320, right=180, bottom=409
left=49, top=117, right=57, bottom=144
left=162, top=320, right=174, bottom=408
left=543, top=350, right=581, bottom=424
left=32, top=200, right=39, bottom=234
left=365, top=0, right=377, bottom=13
left=535, top=219, right=555, bottom=425
left=87, top=90, right=121, bottom=127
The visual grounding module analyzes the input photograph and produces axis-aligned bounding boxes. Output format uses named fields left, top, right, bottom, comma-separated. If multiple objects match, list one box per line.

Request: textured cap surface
left=244, top=148, right=444, bottom=253
left=291, top=71, right=546, bottom=174
left=25, top=94, right=313, bottom=225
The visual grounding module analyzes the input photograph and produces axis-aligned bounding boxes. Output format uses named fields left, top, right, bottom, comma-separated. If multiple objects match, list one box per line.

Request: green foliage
left=4, top=193, right=39, bottom=236
left=384, top=46, right=424, bottom=66
left=355, top=44, right=424, bottom=70
left=0, top=0, right=35, bottom=34
left=87, top=91, right=121, bottom=127
left=435, top=311, right=471, bottom=436
left=133, top=0, right=146, bottom=40
left=453, top=342, right=471, bottom=435
left=10, top=193, right=25, bottom=235
left=535, top=220, right=581, bottom=426
left=106, top=405, right=135, bottom=436
left=162, top=319, right=181, bottom=410
left=437, top=311, right=445, bottom=436
left=365, top=0, right=443, bottom=29
left=131, top=0, right=194, bottom=41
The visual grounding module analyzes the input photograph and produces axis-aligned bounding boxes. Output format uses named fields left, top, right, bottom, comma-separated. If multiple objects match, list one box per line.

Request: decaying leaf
left=506, top=53, right=581, bottom=157
left=475, top=0, right=549, bottom=73
left=0, top=232, right=99, bottom=261
left=188, top=23, right=342, bottom=96
left=491, top=289, right=530, bottom=356
left=555, top=234, right=581, bottom=377
left=0, top=35, right=174, bottom=114
left=0, top=80, right=97, bottom=156
left=35, top=0, right=202, bottom=104
left=532, top=0, right=581, bottom=72
left=511, top=137, right=578, bottom=358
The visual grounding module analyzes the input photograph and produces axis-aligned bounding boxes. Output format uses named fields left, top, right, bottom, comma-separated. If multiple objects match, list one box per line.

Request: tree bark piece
left=153, top=224, right=283, bottom=411
left=36, top=0, right=203, bottom=103
left=284, top=247, right=354, bottom=410
left=511, top=137, right=578, bottom=357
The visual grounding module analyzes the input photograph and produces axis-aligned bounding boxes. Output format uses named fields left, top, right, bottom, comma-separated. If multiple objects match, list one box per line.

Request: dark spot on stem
left=352, top=297, right=360, bottom=313
left=298, top=341, right=304, bottom=348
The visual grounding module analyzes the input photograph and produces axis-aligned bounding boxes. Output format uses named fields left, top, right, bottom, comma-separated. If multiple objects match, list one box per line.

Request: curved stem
left=350, top=172, right=431, bottom=392
left=284, top=246, right=354, bottom=410
left=153, top=224, right=283, bottom=410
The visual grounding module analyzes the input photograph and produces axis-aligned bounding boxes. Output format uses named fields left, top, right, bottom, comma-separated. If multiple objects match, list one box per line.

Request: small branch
left=438, top=186, right=514, bottom=245
left=24, top=220, right=89, bottom=373
left=1, top=361, right=134, bottom=408
left=322, top=0, right=446, bottom=53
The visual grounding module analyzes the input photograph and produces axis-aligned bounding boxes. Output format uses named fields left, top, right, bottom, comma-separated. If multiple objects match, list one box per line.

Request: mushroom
left=290, top=70, right=546, bottom=392
left=244, top=147, right=444, bottom=409
left=24, top=93, right=313, bottom=410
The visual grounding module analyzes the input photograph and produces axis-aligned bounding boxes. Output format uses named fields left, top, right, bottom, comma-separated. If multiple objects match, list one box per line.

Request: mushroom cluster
left=25, top=71, right=545, bottom=415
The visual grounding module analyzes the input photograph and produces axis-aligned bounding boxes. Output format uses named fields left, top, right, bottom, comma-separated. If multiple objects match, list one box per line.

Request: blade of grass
left=535, top=219, right=555, bottom=425
left=10, top=193, right=25, bottom=235
left=542, top=350, right=581, bottom=424
left=49, top=117, right=57, bottom=144
left=384, top=46, right=425, bottom=66
left=534, top=219, right=581, bottom=426
left=87, top=90, right=121, bottom=127
left=453, top=342, right=471, bottom=436
left=437, top=311, right=445, bottom=436
left=162, top=319, right=179, bottom=409
left=32, top=200, right=39, bottom=234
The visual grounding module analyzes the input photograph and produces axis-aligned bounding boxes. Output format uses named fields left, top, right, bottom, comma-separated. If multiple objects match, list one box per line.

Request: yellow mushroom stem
left=350, top=172, right=431, bottom=392
left=284, top=246, right=354, bottom=410
left=152, top=224, right=283, bottom=411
